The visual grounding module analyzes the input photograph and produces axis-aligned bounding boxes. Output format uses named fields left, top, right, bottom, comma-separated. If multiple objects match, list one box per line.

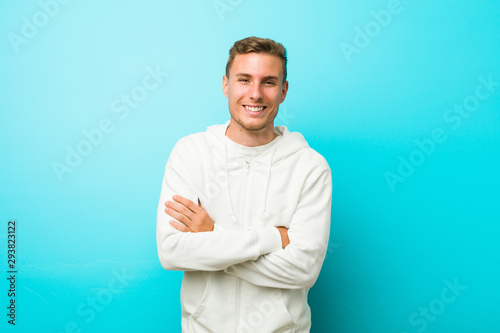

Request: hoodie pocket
left=274, top=289, right=296, bottom=332
left=187, top=273, right=296, bottom=332
left=189, top=272, right=238, bottom=332
left=238, top=286, right=296, bottom=333
left=190, top=273, right=212, bottom=320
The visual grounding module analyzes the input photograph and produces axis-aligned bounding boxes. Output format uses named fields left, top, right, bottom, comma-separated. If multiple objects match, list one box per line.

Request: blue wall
left=1, top=0, right=499, bottom=332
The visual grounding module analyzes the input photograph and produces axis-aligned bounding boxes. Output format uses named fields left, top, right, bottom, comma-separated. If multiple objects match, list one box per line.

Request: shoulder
left=175, top=123, right=226, bottom=148
left=277, top=126, right=330, bottom=174
left=175, top=131, right=206, bottom=148
left=172, top=129, right=212, bottom=153
left=170, top=124, right=225, bottom=161
left=298, top=147, right=331, bottom=175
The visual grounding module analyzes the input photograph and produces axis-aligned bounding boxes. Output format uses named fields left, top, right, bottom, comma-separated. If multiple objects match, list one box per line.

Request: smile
left=243, top=105, right=267, bottom=113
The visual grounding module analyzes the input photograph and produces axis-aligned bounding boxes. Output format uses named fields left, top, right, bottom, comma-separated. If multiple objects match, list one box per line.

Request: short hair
left=225, top=36, right=287, bottom=84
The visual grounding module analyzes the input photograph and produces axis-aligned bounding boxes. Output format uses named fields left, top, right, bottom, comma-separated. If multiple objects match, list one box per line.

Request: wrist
left=276, top=227, right=290, bottom=249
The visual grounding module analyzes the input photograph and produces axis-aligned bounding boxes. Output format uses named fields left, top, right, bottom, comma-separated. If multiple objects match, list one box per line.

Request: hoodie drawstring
left=259, top=148, right=276, bottom=222
left=224, top=132, right=277, bottom=224
left=224, top=142, right=238, bottom=223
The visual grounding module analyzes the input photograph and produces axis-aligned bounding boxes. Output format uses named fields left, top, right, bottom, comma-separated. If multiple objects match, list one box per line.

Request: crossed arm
left=164, top=195, right=290, bottom=248
left=156, top=143, right=331, bottom=288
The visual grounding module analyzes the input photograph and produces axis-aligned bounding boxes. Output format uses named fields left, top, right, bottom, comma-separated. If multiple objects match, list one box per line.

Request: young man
left=156, top=36, right=332, bottom=333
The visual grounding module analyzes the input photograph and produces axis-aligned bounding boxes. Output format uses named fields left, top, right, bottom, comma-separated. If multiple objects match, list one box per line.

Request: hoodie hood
left=205, top=121, right=310, bottom=224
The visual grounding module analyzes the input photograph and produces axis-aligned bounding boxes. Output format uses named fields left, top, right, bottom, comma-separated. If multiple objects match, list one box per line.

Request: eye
left=239, top=78, right=249, bottom=83
left=264, top=81, right=276, bottom=86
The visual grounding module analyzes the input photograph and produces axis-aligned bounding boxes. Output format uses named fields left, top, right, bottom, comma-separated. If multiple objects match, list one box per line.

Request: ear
left=222, top=75, right=229, bottom=98
left=280, top=80, right=289, bottom=103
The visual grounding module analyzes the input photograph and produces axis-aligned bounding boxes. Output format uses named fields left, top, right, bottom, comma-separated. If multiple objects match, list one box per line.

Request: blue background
left=1, top=0, right=499, bottom=332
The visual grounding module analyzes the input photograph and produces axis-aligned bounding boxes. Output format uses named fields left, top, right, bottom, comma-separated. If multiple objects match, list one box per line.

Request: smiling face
left=223, top=52, right=288, bottom=145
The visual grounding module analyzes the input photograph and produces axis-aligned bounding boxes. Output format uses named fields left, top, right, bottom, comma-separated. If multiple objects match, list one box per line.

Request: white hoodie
left=156, top=122, right=332, bottom=333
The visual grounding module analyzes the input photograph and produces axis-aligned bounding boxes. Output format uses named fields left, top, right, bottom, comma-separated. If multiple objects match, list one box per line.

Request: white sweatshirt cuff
left=255, top=227, right=282, bottom=255
left=213, top=223, right=225, bottom=232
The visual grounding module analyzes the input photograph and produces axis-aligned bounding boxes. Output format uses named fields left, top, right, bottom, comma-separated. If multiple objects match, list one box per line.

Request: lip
left=242, top=104, right=267, bottom=116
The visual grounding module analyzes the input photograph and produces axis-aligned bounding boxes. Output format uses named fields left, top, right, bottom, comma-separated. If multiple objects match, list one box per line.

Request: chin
left=242, top=119, right=273, bottom=132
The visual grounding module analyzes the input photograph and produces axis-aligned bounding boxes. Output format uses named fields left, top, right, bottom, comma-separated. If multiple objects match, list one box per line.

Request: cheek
left=267, top=91, right=282, bottom=104
left=229, top=88, right=246, bottom=103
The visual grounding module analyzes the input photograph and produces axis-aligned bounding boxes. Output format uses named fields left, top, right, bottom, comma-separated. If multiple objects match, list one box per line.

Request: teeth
left=245, top=106, right=264, bottom=112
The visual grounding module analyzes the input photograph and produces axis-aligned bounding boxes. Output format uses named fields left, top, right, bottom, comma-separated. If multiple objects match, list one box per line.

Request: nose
left=249, top=82, right=263, bottom=101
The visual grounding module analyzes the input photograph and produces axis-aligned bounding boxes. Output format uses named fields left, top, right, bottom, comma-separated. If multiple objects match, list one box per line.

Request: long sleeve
left=223, top=168, right=332, bottom=289
left=156, top=141, right=282, bottom=272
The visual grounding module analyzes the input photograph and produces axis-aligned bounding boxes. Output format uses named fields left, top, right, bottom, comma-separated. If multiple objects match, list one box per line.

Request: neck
left=225, top=120, right=278, bottom=147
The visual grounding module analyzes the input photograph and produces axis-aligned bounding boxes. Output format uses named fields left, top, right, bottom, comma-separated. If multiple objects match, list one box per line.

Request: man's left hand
left=165, top=195, right=214, bottom=233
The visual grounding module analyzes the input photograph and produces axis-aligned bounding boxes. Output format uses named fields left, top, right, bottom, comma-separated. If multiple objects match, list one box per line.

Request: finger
left=172, top=195, right=200, bottom=213
left=169, top=220, right=191, bottom=233
left=165, top=207, right=190, bottom=226
left=166, top=201, right=194, bottom=220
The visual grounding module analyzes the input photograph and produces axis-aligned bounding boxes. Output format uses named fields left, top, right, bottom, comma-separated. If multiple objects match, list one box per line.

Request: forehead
left=230, top=53, right=284, bottom=79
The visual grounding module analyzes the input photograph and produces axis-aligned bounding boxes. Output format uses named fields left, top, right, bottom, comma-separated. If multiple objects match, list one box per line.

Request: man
left=156, top=36, right=332, bottom=333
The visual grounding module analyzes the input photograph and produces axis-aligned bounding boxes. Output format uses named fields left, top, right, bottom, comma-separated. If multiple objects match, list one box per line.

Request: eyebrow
left=235, top=73, right=279, bottom=81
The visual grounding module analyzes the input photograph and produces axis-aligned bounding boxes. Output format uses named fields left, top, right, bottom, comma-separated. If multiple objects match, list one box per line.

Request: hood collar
left=206, top=121, right=309, bottom=223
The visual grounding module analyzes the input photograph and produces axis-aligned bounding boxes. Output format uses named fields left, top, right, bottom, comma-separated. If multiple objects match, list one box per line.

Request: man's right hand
left=165, top=195, right=214, bottom=233
left=276, top=227, right=290, bottom=249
